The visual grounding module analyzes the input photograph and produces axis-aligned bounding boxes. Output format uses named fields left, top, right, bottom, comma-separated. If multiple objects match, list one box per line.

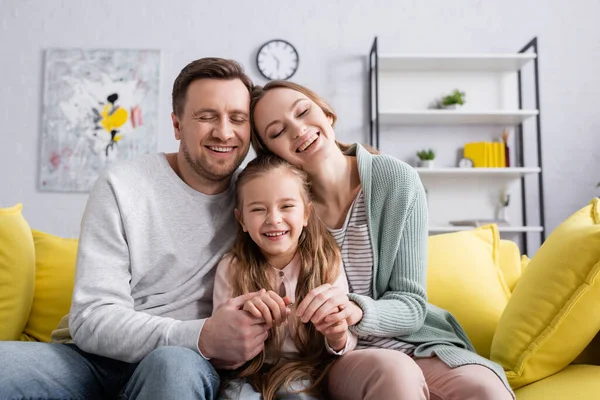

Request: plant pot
left=419, top=160, right=434, bottom=168
left=442, top=104, right=461, bottom=110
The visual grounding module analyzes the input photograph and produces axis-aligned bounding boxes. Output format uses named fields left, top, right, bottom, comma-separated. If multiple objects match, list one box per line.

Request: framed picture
left=39, top=48, right=160, bottom=192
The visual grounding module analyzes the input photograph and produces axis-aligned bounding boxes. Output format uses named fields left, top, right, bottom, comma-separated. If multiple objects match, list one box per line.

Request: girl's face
left=235, top=168, right=310, bottom=266
left=253, top=88, right=337, bottom=170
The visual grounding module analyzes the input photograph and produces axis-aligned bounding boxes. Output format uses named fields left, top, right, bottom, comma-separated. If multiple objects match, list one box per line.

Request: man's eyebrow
left=230, top=110, right=249, bottom=117
left=191, top=108, right=217, bottom=117
left=264, top=98, right=307, bottom=133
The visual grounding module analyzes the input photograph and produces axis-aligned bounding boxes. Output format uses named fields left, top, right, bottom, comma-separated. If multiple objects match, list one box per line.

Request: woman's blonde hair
left=225, top=155, right=342, bottom=399
left=249, top=80, right=378, bottom=157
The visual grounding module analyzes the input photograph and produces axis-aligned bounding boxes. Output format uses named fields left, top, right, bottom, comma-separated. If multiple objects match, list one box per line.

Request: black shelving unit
left=367, top=36, right=545, bottom=254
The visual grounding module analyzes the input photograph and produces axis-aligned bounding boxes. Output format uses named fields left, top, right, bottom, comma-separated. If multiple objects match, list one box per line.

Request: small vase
left=419, top=160, right=434, bottom=168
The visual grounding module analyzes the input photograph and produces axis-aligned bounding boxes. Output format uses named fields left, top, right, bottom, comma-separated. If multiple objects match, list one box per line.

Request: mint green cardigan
left=345, top=144, right=513, bottom=397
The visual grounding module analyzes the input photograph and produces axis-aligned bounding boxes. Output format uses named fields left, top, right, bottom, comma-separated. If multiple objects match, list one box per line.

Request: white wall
left=1, top=0, right=599, bottom=244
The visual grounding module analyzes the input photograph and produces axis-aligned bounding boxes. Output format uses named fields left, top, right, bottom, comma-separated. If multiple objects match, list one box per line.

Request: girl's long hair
left=225, top=155, right=342, bottom=399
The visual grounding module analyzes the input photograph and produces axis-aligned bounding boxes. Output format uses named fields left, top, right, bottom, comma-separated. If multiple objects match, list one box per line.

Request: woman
left=249, top=81, right=514, bottom=400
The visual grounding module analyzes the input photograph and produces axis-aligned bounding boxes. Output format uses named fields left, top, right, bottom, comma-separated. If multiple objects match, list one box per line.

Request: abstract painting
left=39, top=48, right=160, bottom=192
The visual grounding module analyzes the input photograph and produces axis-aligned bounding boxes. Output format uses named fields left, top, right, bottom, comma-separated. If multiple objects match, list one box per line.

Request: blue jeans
left=0, top=342, right=219, bottom=399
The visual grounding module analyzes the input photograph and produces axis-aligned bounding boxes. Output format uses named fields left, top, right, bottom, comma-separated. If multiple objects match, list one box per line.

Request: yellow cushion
left=0, top=204, right=35, bottom=340
left=427, top=224, right=510, bottom=358
left=514, top=365, right=600, bottom=400
left=499, top=239, right=522, bottom=292
left=521, top=254, right=530, bottom=273
left=23, top=230, right=78, bottom=342
left=491, top=198, right=600, bottom=389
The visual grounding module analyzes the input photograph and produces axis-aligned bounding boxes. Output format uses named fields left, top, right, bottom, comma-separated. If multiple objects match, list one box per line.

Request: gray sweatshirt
left=54, top=153, right=237, bottom=363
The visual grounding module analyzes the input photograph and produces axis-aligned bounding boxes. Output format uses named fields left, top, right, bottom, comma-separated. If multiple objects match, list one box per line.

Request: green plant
left=417, top=149, right=435, bottom=160
left=442, top=89, right=466, bottom=106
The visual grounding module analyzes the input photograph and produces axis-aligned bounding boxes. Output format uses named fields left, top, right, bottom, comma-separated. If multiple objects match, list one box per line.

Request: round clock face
left=256, top=39, right=299, bottom=80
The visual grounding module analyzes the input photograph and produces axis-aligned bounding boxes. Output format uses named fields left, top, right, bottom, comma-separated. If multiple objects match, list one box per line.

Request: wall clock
left=256, top=39, right=299, bottom=80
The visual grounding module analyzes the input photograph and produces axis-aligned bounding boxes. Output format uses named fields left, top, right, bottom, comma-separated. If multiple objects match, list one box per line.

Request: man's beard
left=181, top=139, right=245, bottom=182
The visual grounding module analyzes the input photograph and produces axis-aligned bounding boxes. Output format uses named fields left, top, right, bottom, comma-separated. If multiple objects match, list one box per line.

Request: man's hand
left=210, top=359, right=246, bottom=371
left=242, top=289, right=291, bottom=328
left=199, top=291, right=269, bottom=366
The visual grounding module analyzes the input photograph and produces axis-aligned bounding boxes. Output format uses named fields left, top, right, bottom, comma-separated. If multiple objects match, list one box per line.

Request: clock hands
left=274, top=56, right=280, bottom=71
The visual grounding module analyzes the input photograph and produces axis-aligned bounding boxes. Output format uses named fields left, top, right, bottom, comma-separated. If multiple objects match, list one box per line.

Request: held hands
left=242, top=289, right=292, bottom=328
left=200, top=291, right=269, bottom=370
left=295, top=284, right=358, bottom=351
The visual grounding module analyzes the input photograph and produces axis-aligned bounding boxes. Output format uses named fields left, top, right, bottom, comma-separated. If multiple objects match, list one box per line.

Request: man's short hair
left=172, top=58, right=253, bottom=117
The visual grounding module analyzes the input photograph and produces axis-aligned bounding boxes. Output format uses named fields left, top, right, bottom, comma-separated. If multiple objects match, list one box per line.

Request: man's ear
left=171, top=112, right=182, bottom=140
left=234, top=208, right=247, bottom=232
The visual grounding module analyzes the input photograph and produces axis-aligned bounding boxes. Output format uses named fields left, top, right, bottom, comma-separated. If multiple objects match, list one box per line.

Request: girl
left=212, top=155, right=357, bottom=400
left=249, top=81, right=515, bottom=400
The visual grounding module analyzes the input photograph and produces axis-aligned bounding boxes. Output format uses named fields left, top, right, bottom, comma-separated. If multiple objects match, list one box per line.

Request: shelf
left=429, top=226, right=544, bottom=233
left=415, top=167, right=541, bottom=179
left=379, top=53, right=537, bottom=72
left=379, top=110, right=539, bottom=125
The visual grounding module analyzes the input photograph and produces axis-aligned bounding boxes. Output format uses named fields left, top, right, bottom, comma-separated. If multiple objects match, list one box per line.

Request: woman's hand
left=324, top=301, right=363, bottom=327
left=296, top=284, right=351, bottom=325
left=316, top=307, right=349, bottom=351
left=242, top=289, right=291, bottom=328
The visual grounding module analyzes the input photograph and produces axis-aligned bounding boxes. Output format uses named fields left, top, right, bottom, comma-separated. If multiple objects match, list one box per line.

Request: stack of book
left=464, top=141, right=509, bottom=168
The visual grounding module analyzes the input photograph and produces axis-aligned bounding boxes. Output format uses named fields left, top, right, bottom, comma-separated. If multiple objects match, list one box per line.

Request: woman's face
left=253, top=88, right=337, bottom=169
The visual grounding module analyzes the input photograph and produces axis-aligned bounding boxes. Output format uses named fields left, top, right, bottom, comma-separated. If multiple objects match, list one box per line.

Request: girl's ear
left=234, top=208, right=248, bottom=232
left=303, top=203, right=312, bottom=227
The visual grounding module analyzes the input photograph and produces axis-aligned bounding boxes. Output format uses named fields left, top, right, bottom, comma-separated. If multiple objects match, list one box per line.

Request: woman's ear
left=327, top=114, right=334, bottom=126
left=234, top=208, right=248, bottom=232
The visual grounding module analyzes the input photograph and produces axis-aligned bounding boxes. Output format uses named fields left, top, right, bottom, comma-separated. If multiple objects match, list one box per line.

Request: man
left=0, top=58, right=267, bottom=399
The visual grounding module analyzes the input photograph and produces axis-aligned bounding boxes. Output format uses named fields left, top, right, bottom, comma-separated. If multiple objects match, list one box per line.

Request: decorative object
left=417, top=148, right=435, bottom=168
left=430, top=89, right=466, bottom=109
left=39, top=48, right=160, bottom=192
left=496, top=190, right=511, bottom=223
left=464, top=142, right=506, bottom=168
left=256, top=39, right=299, bottom=80
left=458, top=157, right=474, bottom=168
left=502, top=129, right=511, bottom=167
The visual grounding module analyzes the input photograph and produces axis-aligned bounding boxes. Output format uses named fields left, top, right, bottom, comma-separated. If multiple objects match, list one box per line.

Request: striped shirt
left=329, top=189, right=416, bottom=356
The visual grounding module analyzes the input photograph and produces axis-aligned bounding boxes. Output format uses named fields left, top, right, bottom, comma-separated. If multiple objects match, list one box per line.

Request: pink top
left=212, top=254, right=357, bottom=361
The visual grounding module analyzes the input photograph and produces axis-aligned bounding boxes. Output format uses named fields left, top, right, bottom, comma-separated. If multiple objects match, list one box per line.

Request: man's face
left=172, top=79, right=251, bottom=182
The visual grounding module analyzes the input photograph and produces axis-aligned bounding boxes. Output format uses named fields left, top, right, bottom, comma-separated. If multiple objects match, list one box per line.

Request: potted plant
left=417, top=149, right=435, bottom=168
left=441, top=89, right=466, bottom=109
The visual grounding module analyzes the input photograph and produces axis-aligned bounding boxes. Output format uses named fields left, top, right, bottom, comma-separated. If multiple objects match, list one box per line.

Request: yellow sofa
left=2, top=200, right=600, bottom=398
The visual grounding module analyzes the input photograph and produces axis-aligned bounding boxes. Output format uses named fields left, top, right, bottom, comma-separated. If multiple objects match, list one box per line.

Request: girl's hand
left=296, top=284, right=350, bottom=325
left=242, top=289, right=291, bottom=328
